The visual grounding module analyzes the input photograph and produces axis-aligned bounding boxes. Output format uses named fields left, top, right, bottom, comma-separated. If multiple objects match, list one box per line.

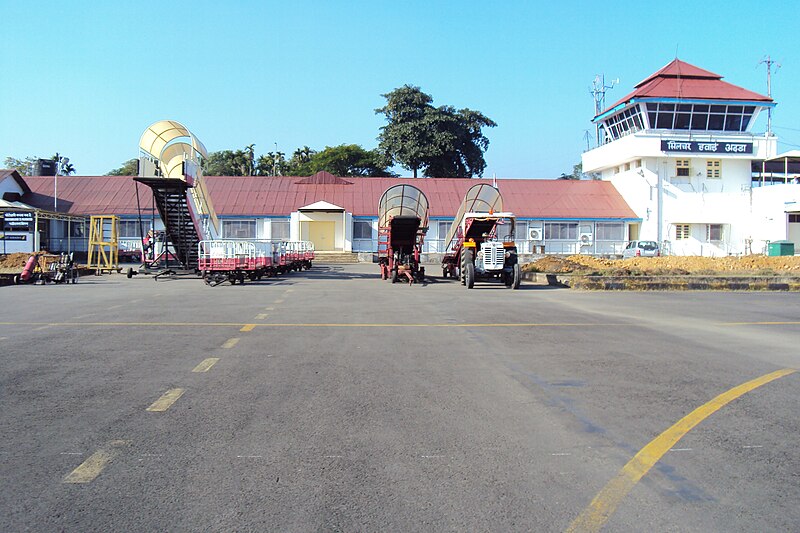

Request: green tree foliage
left=293, top=145, right=395, bottom=177
left=559, top=162, right=599, bottom=180
left=203, top=148, right=255, bottom=176
left=4, top=154, right=76, bottom=175
left=203, top=144, right=394, bottom=177
left=255, top=151, right=287, bottom=176
left=376, top=85, right=496, bottom=178
left=106, top=159, right=140, bottom=176
left=4, top=156, right=37, bottom=175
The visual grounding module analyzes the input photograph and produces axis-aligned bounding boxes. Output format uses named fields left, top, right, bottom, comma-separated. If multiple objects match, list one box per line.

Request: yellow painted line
left=146, top=388, right=186, bottom=412
left=63, top=440, right=129, bottom=484
left=274, top=299, right=284, bottom=304
left=221, top=338, right=240, bottom=349
left=0, top=321, right=630, bottom=329
left=264, top=307, right=275, bottom=311
left=254, top=313, right=269, bottom=320
left=240, top=324, right=256, bottom=332
left=192, top=358, right=220, bottom=373
left=566, top=368, right=797, bottom=533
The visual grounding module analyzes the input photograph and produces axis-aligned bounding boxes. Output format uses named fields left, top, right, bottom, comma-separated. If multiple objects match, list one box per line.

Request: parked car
left=622, top=240, right=660, bottom=258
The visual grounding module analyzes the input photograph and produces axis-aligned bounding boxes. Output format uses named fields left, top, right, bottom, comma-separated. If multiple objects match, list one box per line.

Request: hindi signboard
left=661, top=140, right=753, bottom=154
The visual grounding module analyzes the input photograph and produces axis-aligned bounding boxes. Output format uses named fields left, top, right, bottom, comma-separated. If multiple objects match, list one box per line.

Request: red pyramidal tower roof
left=597, top=59, right=772, bottom=119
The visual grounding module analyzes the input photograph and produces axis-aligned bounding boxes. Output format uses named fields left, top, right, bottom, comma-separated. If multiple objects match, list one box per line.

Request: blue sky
left=1, top=0, right=797, bottom=178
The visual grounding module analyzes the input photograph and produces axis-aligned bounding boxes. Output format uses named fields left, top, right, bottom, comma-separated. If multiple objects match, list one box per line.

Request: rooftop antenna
left=583, top=130, right=592, bottom=151
left=590, top=74, right=618, bottom=147
left=759, top=55, right=780, bottom=136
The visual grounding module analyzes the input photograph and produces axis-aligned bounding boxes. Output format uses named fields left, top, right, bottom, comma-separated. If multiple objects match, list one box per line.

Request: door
left=788, top=213, right=800, bottom=250
left=308, top=221, right=336, bottom=251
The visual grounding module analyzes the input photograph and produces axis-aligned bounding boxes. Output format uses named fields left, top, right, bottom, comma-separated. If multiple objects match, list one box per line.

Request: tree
left=5, top=154, right=76, bottom=175
left=559, top=162, right=599, bottom=180
left=107, top=159, right=139, bottom=176
left=203, top=148, right=253, bottom=176
left=51, top=153, right=76, bottom=175
left=376, top=85, right=496, bottom=178
left=293, top=144, right=395, bottom=177
left=255, top=151, right=287, bottom=176
left=4, top=156, right=37, bottom=175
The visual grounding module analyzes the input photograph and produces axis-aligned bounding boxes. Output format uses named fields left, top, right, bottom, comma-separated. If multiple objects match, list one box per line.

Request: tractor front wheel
left=463, top=249, right=475, bottom=289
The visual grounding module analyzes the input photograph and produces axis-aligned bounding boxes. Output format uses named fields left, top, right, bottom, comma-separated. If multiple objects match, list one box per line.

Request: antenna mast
left=759, top=55, right=780, bottom=136
left=590, top=74, right=618, bottom=148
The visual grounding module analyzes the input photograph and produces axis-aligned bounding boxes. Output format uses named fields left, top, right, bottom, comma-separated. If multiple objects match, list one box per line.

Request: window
left=271, top=219, right=289, bottom=240
left=675, top=224, right=690, bottom=240
left=545, top=222, right=577, bottom=240
left=438, top=221, right=451, bottom=240
left=595, top=223, right=624, bottom=241
left=515, top=220, right=528, bottom=240
left=706, top=160, right=721, bottom=179
left=70, top=222, right=85, bottom=238
left=676, top=159, right=690, bottom=177
left=707, top=224, right=723, bottom=241
left=119, top=220, right=142, bottom=238
left=353, top=220, right=372, bottom=239
left=789, top=214, right=800, bottom=223
left=602, top=104, right=646, bottom=141
left=645, top=102, right=755, bottom=133
left=222, top=220, right=256, bottom=239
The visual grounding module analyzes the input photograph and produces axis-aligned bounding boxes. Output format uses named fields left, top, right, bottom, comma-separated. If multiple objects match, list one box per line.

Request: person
left=143, top=229, right=154, bottom=260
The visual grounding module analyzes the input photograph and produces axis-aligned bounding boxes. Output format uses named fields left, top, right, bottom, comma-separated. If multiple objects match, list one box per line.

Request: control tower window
left=645, top=102, right=756, bottom=132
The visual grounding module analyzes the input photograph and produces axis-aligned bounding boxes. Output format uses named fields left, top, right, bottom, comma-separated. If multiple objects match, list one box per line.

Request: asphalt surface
left=1, top=263, right=798, bottom=532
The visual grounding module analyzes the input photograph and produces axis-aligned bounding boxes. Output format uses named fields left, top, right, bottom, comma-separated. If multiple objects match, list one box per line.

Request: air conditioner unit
left=579, top=233, right=593, bottom=246
left=529, top=228, right=543, bottom=241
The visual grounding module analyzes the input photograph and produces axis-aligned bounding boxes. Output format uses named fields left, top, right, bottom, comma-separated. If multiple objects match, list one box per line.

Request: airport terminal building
left=2, top=59, right=799, bottom=259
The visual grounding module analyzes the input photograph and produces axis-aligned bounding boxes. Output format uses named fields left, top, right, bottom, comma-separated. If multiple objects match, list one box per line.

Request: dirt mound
left=0, top=253, right=35, bottom=271
left=522, top=255, right=612, bottom=273
left=522, top=254, right=800, bottom=275
left=0, top=252, right=60, bottom=274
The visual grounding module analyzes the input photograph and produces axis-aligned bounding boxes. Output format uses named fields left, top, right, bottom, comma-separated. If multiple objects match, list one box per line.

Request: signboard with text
left=661, top=140, right=753, bottom=154
left=2, top=212, right=34, bottom=232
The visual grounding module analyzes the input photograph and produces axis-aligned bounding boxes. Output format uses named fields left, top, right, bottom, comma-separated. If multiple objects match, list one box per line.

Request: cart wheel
left=126, top=267, right=134, bottom=279
left=391, top=268, right=398, bottom=283
left=418, top=267, right=425, bottom=282
left=13, top=274, right=20, bottom=285
left=442, top=268, right=448, bottom=279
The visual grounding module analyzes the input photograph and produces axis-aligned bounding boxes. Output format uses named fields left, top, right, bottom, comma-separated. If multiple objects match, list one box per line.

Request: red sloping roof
left=20, top=175, right=637, bottom=220
left=21, top=176, right=156, bottom=216
left=600, top=59, right=772, bottom=118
